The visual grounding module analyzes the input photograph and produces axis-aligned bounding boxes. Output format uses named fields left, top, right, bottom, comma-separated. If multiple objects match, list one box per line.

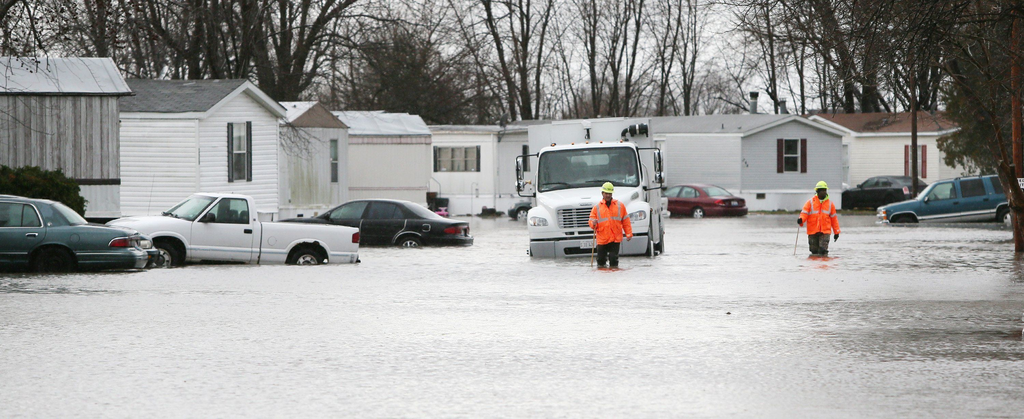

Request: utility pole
left=910, top=62, right=919, bottom=197
left=1013, top=17, right=1023, bottom=251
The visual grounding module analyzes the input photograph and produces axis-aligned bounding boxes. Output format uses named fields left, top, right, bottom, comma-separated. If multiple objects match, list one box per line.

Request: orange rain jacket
left=800, top=195, right=841, bottom=235
left=589, top=199, right=633, bottom=245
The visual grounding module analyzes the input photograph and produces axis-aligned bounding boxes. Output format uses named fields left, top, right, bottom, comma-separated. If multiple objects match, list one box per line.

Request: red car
left=665, top=184, right=748, bottom=218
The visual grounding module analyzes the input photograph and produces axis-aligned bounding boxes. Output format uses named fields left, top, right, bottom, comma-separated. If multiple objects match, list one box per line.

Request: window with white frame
left=434, top=146, right=480, bottom=172
left=330, top=139, right=339, bottom=183
left=783, top=139, right=800, bottom=172
left=228, top=122, right=251, bottom=182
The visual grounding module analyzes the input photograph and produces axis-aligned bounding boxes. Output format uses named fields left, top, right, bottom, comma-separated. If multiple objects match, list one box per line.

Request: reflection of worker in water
left=589, top=182, right=633, bottom=267
left=798, top=181, right=840, bottom=256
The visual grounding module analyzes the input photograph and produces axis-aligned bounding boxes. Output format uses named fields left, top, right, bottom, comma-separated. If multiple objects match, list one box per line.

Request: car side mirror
left=923, top=197, right=930, bottom=203
left=200, top=212, right=216, bottom=223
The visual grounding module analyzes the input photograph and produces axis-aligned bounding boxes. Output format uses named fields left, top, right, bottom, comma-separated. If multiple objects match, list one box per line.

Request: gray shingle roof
left=0, top=57, right=131, bottom=96
left=651, top=114, right=793, bottom=134
left=121, top=79, right=247, bottom=113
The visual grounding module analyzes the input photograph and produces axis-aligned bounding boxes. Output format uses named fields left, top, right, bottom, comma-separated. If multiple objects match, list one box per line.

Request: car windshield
left=163, top=195, right=216, bottom=221
left=51, top=202, right=88, bottom=226
left=404, top=203, right=443, bottom=219
left=703, top=186, right=733, bottom=197
left=537, top=147, right=639, bottom=192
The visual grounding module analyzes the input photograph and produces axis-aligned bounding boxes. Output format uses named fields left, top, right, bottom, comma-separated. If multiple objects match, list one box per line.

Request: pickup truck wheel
left=32, top=247, right=76, bottom=273
left=154, top=241, right=182, bottom=268
left=516, top=208, right=529, bottom=221
left=289, top=246, right=325, bottom=265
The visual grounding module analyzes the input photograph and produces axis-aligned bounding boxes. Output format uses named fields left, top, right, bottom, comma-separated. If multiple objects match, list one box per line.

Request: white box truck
left=515, top=118, right=666, bottom=257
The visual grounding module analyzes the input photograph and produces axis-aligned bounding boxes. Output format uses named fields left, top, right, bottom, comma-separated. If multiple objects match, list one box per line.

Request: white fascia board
left=657, top=133, right=743, bottom=138
left=807, top=115, right=856, bottom=134
left=120, top=112, right=205, bottom=119
left=850, top=128, right=960, bottom=138
left=744, top=115, right=848, bottom=138
left=206, top=81, right=287, bottom=119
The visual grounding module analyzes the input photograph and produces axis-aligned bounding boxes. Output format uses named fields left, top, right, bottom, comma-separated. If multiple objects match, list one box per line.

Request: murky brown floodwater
left=2, top=214, right=1023, bottom=417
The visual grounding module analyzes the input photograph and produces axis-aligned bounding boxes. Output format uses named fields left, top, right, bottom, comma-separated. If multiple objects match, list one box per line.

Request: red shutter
left=904, top=145, right=909, bottom=176
left=227, top=124, right=234, bottom=183
left=800, top=139, right=807, bottom=173
left=921, top=145, right=927, bottom=178
left=777, top=139, right=784, bottom=173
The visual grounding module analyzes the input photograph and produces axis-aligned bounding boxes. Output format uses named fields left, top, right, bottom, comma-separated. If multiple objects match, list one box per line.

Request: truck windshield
left=538, top=147, right=639, bottom=192
left=163, top=195, right=216, bottom=221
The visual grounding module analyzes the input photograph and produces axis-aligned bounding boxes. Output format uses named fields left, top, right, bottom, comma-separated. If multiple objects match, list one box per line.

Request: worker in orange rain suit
left=589, top=182, right=633, bottom=267
left=798, top=180, right=841, bottom=256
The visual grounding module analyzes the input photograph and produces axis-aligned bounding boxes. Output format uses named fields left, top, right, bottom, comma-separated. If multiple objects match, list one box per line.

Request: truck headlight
left=528, top=216, right=548, bottom=226
left=877, top=208, right=887, bottom=220
left=629, top=210, right=646, bottom=221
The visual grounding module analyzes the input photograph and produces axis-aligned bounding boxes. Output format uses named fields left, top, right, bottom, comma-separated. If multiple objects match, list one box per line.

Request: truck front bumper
left=529, top=233, right=650, bottom=258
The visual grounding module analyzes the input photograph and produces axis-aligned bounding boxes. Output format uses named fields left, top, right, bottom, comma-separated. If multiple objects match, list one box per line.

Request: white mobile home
left=427, top=125, right=529, bottom=215
left=652, top=114, right=846, bottom=211
left=279, top=102, right=349, bottom=219
left=809, top=112, right=962, bottom=187
left=119, top=79, right=286, bottom=217
left=332, top=111, right=432, bottom=205
left=0, top=57, right=131, bottom=219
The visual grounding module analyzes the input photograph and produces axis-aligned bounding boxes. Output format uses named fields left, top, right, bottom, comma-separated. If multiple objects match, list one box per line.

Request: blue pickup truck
left=877, top=175, right=1008, bottom=224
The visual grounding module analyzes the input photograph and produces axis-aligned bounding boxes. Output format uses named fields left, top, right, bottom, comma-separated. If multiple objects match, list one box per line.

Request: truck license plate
left=580, top=240, right=595, bottom=249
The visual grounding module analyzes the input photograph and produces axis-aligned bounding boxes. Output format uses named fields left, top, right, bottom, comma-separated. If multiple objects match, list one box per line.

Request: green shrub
left=0, top=166, right=87, bottom=215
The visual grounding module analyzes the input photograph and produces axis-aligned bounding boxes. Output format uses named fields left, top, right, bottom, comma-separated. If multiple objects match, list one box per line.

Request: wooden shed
left=0, top=57, right=132, bottom=219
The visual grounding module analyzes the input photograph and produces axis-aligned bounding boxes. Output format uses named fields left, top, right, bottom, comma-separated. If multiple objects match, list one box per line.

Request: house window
left=228, top=122, right=252, bottom=182
left=522, top=145, right=530, bottom=172
left=777, top=138, right=806, bottom=173
left=434, top=146, right=480, bottom=172
left=330, top=139, right=339, bottom=183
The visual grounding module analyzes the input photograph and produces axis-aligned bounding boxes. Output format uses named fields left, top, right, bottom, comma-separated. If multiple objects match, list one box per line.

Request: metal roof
left=651, top=114, right=793, bottom=134
left=332, top=111, right=430, bottom=136
left=121, top=79, right=247, bottom=113
left=0, top=57, right=131, bottom=96
left=429, top=124, right=528, bottom=134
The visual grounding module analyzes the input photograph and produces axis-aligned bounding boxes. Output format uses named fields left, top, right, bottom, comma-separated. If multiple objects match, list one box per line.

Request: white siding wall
left=197, top=93, right=280, bottom=214
left=848, top=134, right=967, bottom=186
left=348, top=136, right=431, bottom=205
left=497, top=132, right=529, bottom=197
left=120, top=118, right=199, bottom=216
left=279, top=126, right=348, bottom=218
left=741, top=123, right=844, bottom=191
left=658, top=134, right=742, bottom=190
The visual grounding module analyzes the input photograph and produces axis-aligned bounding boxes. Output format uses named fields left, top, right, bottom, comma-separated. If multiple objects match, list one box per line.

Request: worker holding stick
left=798, top=181, right=840, bottom=256
left=589, top=182, right=632, bottom=268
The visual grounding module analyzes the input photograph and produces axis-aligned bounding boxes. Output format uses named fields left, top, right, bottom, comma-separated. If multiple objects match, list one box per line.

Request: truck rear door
left=190, top=197, right=255, bottom=262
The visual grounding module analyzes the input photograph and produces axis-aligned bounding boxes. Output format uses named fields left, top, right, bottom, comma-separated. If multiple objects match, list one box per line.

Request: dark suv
left=877, top=175, right=1008, bottom=224
left=843, top=176, right=927, bottom=209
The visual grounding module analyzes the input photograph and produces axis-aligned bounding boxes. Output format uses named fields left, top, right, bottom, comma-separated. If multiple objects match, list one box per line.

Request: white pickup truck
left=107, top=193, right=360, bottom=267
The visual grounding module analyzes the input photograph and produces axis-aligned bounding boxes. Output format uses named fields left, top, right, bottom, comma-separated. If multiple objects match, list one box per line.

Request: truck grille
left=557, top=207, right=592, bottom=229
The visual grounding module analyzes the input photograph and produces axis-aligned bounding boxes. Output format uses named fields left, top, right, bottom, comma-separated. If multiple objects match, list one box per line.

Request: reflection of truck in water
left=515, top=118, right=666, bottom=257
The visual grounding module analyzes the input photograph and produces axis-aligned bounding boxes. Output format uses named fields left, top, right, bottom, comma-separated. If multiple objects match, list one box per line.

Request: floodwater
left=2, top=214, right=1023, bottom=418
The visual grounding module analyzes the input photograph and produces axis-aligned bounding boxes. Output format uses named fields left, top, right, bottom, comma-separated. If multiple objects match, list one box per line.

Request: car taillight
left=444, top=226, right=461, bottom=234
left=109, top=237, right=132, bottom=247
left=352, top=232, right=360, bottom=243
left=714, top=199, right=726, bottom=206
left=903, top=186, right=910, bottom=195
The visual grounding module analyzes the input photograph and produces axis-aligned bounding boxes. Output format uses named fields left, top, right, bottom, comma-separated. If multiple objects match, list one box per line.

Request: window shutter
left=433, top=146, right=438, bottom=172
left=227, top=124, right=234, bottom=183
left=921, top=145, right=927, bottom=178
left=776, top=139, right=784, bottom=173
left=800, top=139, right=807, bottom=173
left=246, top=121, right=253, bottom=181
left=904, top=145, right=909, bottom=176
left=476, top=145, right=481, bottom=172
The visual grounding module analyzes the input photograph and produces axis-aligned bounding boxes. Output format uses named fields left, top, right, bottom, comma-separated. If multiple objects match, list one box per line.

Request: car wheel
left=398, top=236, right=422, bottom=248
left=154, top=241, right=182, bottom=268
left=692, top=207, right=704, bottom=219
left=516, top=208, right=529, bottom=221
left=998, top=207, right=1011, bottom=226
left=32, top=247, right=76, bottom=273
left=288, top=246, right=325, bottom=265
left=890, top=214, right=918, bottom=224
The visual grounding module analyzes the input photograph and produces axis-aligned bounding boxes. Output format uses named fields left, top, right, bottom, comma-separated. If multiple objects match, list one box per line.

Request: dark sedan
left=282, top=199, right=473, bottom=247
left=0, top=195, right=156, bottom=272
left=842, top=176, right=927, bottom=209
left=665, top=184, right=747, bottom=218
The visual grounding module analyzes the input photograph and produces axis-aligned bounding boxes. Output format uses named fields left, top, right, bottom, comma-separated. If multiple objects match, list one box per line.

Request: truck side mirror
left=200, top=212, right=216, bottom=223
left=655, top=172, right=665, bottom=184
